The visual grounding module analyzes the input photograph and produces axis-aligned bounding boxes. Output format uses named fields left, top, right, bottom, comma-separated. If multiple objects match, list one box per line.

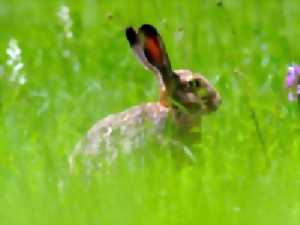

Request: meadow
left=1, top=1, right=300, bottom=224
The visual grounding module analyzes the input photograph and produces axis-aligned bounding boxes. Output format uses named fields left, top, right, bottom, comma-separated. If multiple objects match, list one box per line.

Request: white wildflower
left=57, top=5, right=73, bottom=39
left=5, top=39, right=27, bottom=85
left=6, top=39, right=21, bottom=60
left=18, top=75, right=27, bottom=85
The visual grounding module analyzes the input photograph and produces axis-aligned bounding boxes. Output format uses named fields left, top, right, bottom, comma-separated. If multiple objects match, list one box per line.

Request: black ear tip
left=125, top=27, right=137, bottom=46
left=139, top=24, right=158, bottom=36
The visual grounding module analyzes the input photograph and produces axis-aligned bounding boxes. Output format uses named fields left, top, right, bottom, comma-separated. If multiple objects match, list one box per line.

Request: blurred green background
left=1, top=1, right=300, bottom=225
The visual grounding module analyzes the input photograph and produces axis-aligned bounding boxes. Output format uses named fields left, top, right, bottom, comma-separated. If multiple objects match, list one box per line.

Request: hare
left=69, top=24, right=221, bottom=170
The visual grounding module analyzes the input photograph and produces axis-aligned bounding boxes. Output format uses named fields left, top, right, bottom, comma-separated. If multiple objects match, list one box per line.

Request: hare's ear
left=138, top=24, right=172, bottom=76
left=125, top=27, right=159, bottom=74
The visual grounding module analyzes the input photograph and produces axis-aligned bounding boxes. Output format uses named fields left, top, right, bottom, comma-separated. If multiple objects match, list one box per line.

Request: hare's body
left=69, top=102, right=169, bottom=167
left=69, top=25, right=221, bottom=170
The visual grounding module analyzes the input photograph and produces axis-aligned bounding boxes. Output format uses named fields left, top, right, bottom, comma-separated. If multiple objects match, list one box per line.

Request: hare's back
left=69, top=102, right=170, bottom=167
left=91, top=102, right=169, bottom=132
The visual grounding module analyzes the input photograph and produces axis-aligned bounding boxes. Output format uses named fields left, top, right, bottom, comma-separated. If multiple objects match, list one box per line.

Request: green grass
left=1, top=0, right=300, bottom=224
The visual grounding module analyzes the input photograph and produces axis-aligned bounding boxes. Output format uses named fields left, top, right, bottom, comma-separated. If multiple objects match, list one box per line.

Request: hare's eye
left=188, top=81, right=194, bottom=87
left=194, top=79, right=201, bottom=88
left=188, top=79, right=201, bottom=88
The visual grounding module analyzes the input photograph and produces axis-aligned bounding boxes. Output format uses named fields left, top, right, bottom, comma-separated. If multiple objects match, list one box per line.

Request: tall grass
left=1, top=1, right=300, bottom=224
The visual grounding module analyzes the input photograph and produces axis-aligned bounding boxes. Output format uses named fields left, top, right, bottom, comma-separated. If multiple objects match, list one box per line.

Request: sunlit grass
left=1, top=1, right=300, bottom=225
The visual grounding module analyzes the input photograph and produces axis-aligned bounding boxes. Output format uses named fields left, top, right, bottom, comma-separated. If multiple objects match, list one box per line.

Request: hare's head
left=126, top=24, right=221, bottom=127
